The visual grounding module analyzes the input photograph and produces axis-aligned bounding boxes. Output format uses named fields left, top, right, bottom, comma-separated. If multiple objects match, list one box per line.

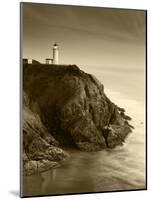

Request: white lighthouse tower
left=52, top=43, right=59, bottom=64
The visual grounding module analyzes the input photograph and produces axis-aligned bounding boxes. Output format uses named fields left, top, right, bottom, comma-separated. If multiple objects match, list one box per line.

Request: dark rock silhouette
left=23, top=63, right=133, bottom=174
left=23, top=92, right=69, bottom=175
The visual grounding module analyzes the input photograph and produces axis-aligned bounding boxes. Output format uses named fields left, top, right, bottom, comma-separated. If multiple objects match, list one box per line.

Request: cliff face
left=23, top=92, right=69, bottom=175
left=23, top=64, right=133, bottom=174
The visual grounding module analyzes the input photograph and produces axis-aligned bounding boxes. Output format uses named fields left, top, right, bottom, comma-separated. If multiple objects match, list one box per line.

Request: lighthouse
left=52, top=43, right=59, bottom=64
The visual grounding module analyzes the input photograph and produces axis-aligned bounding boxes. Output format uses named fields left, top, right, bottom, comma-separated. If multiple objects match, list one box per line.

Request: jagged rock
left=23, top=64, right=133, bottom=153
left=23, top=92, right=69, bottom=175
left=120, top=111, right=132, bottom=120
left=37, top=160, right=60, bottom=173
left=103, top=124, right=131, bottom=148
left=23, top=159, right=60, bottom=176
left=23, top=160, right=38, bottom=175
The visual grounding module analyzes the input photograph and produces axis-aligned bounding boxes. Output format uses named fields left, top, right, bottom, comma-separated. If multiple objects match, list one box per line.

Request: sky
left=22, top=3, right=146, bottom=71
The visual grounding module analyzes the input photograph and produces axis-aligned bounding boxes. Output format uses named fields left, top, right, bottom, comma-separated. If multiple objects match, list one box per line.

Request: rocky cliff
left=23, top=92, right=69, bottom=175
left=23, top=64, right=133, bottom=175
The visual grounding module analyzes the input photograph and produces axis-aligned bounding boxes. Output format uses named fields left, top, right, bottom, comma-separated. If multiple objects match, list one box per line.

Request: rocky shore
left=23, top=64, right=133, bottom=175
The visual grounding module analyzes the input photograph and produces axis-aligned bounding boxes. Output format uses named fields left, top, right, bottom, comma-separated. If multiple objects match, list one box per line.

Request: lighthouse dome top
left=53, top=43, right=58, bottom=47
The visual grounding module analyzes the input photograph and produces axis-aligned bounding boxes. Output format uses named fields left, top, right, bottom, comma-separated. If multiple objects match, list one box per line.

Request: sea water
left=23, top=67, right=146, bottom=196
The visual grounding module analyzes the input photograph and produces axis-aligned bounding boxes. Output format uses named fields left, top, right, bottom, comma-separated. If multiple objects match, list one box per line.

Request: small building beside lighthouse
left=23, top=43, right=60, bottom=65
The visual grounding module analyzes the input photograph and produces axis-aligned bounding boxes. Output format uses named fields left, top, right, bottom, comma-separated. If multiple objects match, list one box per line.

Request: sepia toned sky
left=22, top=3, right=146, bottom=70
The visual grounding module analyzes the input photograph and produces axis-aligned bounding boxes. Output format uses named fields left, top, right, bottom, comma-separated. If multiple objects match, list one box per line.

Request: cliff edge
left=23, top=64, right=133, bottom=175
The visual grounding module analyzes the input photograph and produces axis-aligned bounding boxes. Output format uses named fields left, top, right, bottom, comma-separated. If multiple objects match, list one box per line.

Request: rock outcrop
left=23, top=63, right=133, bottom=174
left=23, top=92, right=69, bottom=175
